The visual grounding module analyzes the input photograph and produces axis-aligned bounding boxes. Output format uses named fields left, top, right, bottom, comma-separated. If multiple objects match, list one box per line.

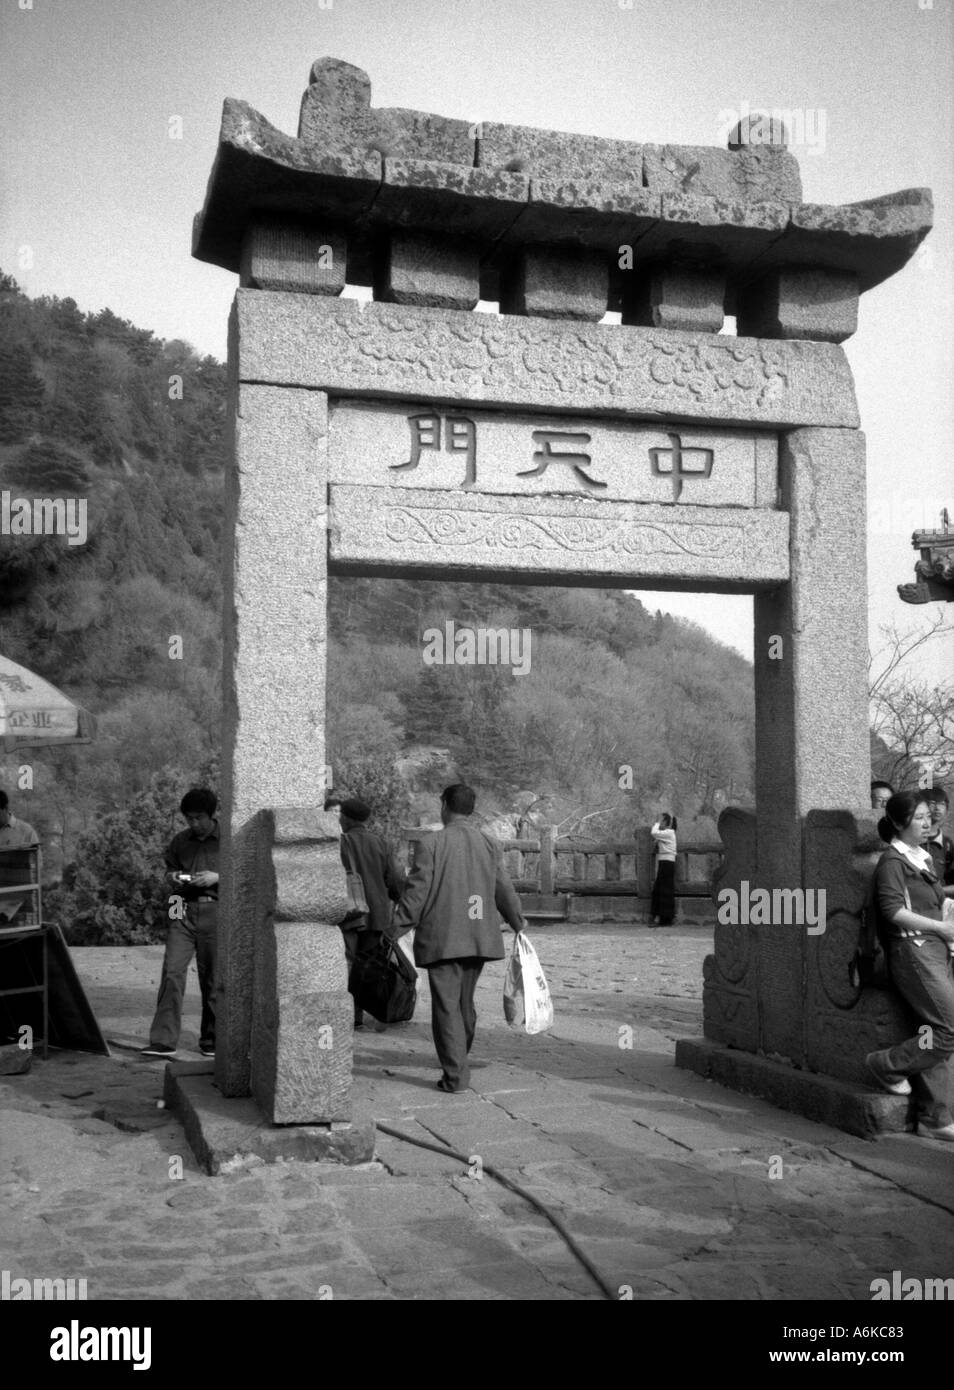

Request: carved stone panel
left=232, top=292, right=861, bottom=429
left=328, top=400, right=779, bottom=508
left=328, top=485, right=790, bottom=587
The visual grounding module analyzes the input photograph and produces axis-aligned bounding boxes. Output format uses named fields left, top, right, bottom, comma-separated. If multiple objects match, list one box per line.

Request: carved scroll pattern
left=384, top=506, right=743, bottom=559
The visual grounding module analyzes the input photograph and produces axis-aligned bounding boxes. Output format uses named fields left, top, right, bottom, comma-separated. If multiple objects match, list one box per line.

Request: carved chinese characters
left=329, top=401, right=778, bottom=508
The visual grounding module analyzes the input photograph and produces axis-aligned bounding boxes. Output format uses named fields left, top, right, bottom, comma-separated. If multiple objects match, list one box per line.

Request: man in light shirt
left=0, top=789, right=39, bottom=850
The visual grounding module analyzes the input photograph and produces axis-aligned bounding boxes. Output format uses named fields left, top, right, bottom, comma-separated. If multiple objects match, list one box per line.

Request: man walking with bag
left=388, top=784, right=525, bottom=1092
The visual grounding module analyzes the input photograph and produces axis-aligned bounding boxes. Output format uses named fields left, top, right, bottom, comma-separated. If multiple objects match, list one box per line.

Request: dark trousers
left=651, top=860, right=676, bottom=925
left=149, top=902, right=216, bottom=1050
left=428, top=957, right=485, bottom=1090
left=342, top=925, right=381, bottom=1023
left=883, top=936, right=954, bottom=1127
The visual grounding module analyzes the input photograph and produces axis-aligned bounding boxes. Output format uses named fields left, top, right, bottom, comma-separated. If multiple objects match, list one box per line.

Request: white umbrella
left=0, top=653, right=96, bottom=750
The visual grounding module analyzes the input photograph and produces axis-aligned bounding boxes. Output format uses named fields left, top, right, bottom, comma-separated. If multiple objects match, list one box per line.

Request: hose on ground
left=375, top=1120, right=618, bottom=1301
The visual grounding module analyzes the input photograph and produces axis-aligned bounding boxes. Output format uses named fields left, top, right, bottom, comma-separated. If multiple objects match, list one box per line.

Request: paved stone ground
left=1, top=923, right=952, bottom=1302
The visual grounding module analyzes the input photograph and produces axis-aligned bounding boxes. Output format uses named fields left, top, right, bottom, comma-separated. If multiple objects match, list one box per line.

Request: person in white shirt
left=0, top=789, right=39, bottom=850
left=649, top=813, right=677, bottom=927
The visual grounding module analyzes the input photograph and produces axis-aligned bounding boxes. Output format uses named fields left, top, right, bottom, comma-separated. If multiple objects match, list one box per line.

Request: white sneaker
left=865, top=1050, right=912, bottom=1095
left=918, top=1122, right=954, bottom=1143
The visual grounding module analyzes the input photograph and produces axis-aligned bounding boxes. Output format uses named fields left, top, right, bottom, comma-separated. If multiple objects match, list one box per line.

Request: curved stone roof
left=193, top=57, right=932, bottom=301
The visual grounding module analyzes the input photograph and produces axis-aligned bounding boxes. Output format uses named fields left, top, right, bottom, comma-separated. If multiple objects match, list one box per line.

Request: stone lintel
left=328, top=485, right=789, bottom=588
left=232, top=292, right=860, bottom=429
left=674, top=1039, right=909, bottom=1138
left=499, top=247, right=608, bottom=321
left=329, top=402, right=777, bottom=509
left=240, top=219, right=346, bottom=295
left=374, top=230, right=480, bottom=310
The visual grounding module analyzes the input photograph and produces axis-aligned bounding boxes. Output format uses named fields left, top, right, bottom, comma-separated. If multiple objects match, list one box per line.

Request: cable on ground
left=375, top=1120, right=618, bottom=1301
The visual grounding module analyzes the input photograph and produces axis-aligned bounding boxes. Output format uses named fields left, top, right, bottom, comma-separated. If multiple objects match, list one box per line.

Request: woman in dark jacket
left=866, top=789, right=954, bottom=1142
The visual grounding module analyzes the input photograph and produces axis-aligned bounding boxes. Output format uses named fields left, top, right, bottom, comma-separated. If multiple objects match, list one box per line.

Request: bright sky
left=1, top=0, right=951, bottom=678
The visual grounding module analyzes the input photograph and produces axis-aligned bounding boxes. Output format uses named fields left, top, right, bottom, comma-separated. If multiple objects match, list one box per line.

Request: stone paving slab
left=1, top=926, right=952, bottom=1303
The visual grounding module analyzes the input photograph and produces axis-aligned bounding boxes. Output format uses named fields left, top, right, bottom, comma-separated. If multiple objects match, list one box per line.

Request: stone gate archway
left=191, top=58, right=932, bottom=1143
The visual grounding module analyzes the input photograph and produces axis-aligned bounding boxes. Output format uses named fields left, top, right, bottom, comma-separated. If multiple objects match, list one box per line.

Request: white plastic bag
left=503, top=932, right=553, bottom=1035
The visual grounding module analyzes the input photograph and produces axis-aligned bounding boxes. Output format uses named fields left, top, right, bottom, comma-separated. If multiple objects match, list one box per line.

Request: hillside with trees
left=0, top=274, right=756, bottom=942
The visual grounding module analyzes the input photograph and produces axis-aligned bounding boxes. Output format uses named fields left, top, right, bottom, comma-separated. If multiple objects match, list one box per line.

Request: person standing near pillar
left=142, top=788, right=219, bottom=1059
left=388, top=784, right=525, bottom=1092
left=649, top=813, right=677, bottom=927
left=866, top=789, right=954, bottom=1142
left=337, top=797, right=404, bottom=1028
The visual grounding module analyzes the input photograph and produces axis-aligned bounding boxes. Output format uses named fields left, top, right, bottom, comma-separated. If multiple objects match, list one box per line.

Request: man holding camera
left=142, top=787, right=219, bottom=1059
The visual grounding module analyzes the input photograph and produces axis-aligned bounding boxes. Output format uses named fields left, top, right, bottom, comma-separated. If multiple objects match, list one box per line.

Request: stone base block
left=375, top=231, right=480, bottom=309
left=0, top=1041, right=31, bottom=1074
left=240, top=220, right=346, bottom=295
left=674, top=1038, right=911, bottom=1138
left=500, top=247, right=608, bottom=320
left=164, top=1063, right=376, bottom=1174
left=253, top=985, right=354, bottom=1125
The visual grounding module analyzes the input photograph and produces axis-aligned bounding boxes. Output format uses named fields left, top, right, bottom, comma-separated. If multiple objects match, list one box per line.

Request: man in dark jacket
left=338, top=798, right=404, bottom=1027
left=388, top=784, right=525, bottom=1092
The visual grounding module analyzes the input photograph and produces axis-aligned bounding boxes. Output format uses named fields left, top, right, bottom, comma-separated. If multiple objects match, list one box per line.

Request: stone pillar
left=218, top=354, right=350, bottom=1109
left=635, top=826, right=654, bottom=900
left=251, top=810, right=352, bottom=1123
left=539, top=824, right=555, bottom=896
left=751, top=426, right=870, bottom=1061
